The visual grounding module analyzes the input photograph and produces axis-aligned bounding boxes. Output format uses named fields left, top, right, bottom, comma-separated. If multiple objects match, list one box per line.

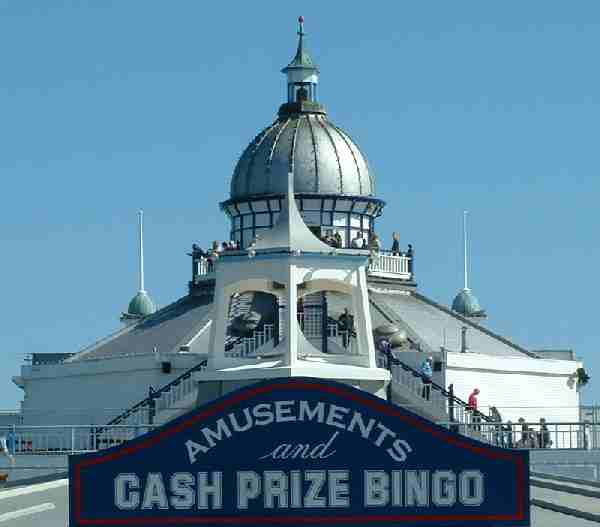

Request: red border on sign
left=73, top=379, right=527, bottom=525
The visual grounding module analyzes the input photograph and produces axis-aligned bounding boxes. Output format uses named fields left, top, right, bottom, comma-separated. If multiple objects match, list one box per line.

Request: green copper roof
left=452, top=288, right=485, bottom=318
left=282, top=16, right=319, bottom=73
left=127, top=290, right=156, bottom=317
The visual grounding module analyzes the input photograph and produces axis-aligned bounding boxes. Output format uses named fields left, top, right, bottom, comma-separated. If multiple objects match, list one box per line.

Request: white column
left=352, top=266, right=376, bottom=368
left=285, top=263, right=298, bottom=367
left=208, top=268, right=228, bottom=370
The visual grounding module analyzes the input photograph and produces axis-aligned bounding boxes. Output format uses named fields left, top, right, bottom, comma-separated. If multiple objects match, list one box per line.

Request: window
left=252, top=200, right=268, bottom=213
left=255, top=213, right=270, bottom=227
left=321, top=212, right=332, bottom=225
left=323, top=199, right=334, bottom=210
left=350, top=214, right=362, bottom=228
left=233, top=217, right=241, bottom=229
left=333, top=213, right=348, bottom=227
left=237, top=202, right=250, bottom=214
left=336, top=200, right=353, bottom=212
left=302, top=211, right=321, bottom=225
left=269, top=199, right=281, bottom=212
left=303, top=199, right=321, bottom=211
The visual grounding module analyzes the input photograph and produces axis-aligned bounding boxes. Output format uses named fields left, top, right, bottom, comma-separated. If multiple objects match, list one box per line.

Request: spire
left=283, top=16, right=319, bottom=73
left=121, top=210, right=156, bottom=322
left=463, top=210, right=468, bottom=290
left=451, top=210, right=486, bottom=318
left=138, top=209, right=145, bottom=293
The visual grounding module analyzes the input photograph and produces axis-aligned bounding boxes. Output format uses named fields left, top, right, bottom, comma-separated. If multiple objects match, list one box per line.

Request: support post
left=286, top=264, right=298, bottom=367
left=321, top=292, right=328, bottom=354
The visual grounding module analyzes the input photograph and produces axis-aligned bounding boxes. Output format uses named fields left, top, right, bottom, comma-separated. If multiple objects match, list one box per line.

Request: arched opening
left=224, top=291, right=280, bottom=358
left=297, top=286, right=361, bottom=358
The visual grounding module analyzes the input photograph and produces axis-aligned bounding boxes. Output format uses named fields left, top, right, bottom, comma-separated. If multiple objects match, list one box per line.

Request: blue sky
left=1, top=1, right=599, bottom=410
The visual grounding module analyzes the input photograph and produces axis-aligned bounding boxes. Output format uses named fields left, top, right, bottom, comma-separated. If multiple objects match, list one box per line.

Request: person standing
left=420, top=356, right=433, bottom=400
left=391, top=232, right=401, bottom=255
left=337, top=308, right=354, bottom=349
left=468, top=388, right=481, bottom=431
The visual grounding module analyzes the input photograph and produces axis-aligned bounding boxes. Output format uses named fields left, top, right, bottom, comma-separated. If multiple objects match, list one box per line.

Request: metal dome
left=230, top=113, right=375, bottom=200
left=127, top=290, right=156, bottom=318
left=452, top=288, right=485, bottom=318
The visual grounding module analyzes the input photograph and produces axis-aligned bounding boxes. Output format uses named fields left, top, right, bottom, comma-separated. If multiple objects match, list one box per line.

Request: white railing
left=194, top=256, right=215, bottom=281
left=0, top=425, right=158, bottom=454
left=297, top=313, right=355, bottom=353
left=388, top=362, right=448, bottom=414
left=154, top=373, right=199, bottom=415
left=368, top=254, right=411, bottom=279
left=227, top=324, right=275, bottom=358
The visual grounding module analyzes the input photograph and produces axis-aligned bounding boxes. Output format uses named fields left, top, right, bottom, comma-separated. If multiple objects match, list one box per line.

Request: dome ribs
left=243, top=120, right=279, bottom=197
left=306, top=115, right=319, bottom=192
left=265, top=117, right=292, bottom=192
left=316, top=115, right=344, bottom=193
left=329, top=120, right=363, bottom=195
left=288, top=115, right=302, bottom=185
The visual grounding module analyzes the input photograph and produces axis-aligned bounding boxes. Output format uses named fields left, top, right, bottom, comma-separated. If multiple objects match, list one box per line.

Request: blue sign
left=69, top=378, right=529, bottom=526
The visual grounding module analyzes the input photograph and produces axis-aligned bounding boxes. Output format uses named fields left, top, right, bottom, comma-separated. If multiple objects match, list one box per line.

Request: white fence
left=226, top=324, right=275, bottom=358
left=368, top=254, right=411, bottom=279
left=0, top=425, right=158, bottom=454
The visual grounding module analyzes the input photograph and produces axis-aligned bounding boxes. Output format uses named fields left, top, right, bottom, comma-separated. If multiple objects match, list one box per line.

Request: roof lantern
left=121, top=210, right=156, bottom=322
left=281, top=16, right=320, bottom=107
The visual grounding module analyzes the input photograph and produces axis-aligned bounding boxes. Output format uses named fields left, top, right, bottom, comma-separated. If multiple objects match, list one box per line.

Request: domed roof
left=452, top=288, right=485, bottom=318
left=230, top=113, right=375, bottom=200
left=127, top=290, right=156, bottom=318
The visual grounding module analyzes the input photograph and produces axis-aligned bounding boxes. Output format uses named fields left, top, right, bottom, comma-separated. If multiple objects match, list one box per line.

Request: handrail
left=380, top=350, right=493, bottom=423
left=101, top=359, right=208, bottom=430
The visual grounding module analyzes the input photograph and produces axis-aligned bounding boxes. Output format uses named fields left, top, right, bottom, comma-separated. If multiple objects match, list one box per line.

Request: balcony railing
left=193, top=252, right=413, bottom=283
left=367, top=252, right=412, bottom=280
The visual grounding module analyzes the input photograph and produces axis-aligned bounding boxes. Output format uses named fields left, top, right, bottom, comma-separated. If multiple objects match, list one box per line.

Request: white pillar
left=285, top=263, right=298, bottom=367
left=208, top=269, right=228, bottom=370
left=352, top=266, right=376, bottom=368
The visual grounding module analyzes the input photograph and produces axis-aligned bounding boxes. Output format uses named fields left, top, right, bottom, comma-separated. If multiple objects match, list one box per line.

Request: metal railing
left=378, top=350, right=493, bottom=427
left=101, top=359, right=208, bottom=429
left=0, top=425, right=158, bottom=454
left=297, top=312, right=356, bottom=353
left=436, top=420, right=600, bottom=450
left=226, top=324, right=275, bottom=357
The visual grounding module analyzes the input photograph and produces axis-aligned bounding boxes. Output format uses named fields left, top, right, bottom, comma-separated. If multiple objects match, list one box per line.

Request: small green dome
left=452, top=288, right=485, bottom=317
left=127, top=290, right=156, bottom=317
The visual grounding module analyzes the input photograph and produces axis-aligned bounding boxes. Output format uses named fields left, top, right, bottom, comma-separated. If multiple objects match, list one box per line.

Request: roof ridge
left=411, top=291, right=538, bottom=358
left=66, top=296, right=194, bottom=362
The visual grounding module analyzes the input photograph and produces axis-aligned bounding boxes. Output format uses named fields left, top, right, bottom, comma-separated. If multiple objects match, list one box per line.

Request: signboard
left=70, top=378, right=529, bottom=526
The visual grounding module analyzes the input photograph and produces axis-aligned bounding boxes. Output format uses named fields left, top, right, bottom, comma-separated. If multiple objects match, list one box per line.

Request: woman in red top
left=468, top=388, right=481, bottom=431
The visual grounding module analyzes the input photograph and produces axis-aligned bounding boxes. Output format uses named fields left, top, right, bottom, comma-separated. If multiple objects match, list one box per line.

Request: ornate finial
left=298, top=15, right=305, bottom=35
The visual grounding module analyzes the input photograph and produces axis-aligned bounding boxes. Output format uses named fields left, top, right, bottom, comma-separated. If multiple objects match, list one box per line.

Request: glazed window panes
left=336, top=200, right=353, bottom=211
left=303, top=199, right=321, bottom=211
left=302, top=211, right=321, bottom=225
left=323, top=199, right=334, bottom=210
left=252, top=200, right=268, bottom=213
left=295, top=199, right=302, bottom=210
left=333, top=213, right=348, bottom=227
left=227, top=205, right=237, bottom=216
left=269, top=199, right=281, bottom=212
left=255, top=213, right=270, bottom=227
left=321, top=212, right=332, bottom=225
left=234, top=217, right=241, bottom=229
left=353, top=202, right=368, bottom=214
left=272, top=212, right=280, bottom=224
left=237, top=203, right=251, bottom=214
left=350, top=214, right=361, bottom=227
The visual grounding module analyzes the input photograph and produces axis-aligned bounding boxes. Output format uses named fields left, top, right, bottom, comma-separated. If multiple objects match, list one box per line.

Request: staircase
left=94, top=359, right=208, bottom=448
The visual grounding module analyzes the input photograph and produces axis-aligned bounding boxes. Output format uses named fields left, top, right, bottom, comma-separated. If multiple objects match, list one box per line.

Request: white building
left=11, top=18, right=585, bottom=442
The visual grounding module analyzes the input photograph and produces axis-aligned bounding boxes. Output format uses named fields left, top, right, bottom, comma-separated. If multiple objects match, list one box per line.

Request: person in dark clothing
left=468, top=388, right=481, bottom=431
left=538, top=418, right=551, bottom=449
left=503, top=420, right=514, bottom=448
left=338, top=308, right=354, bottom=349
left=334, top=231, right=343, bottom=248
left=489, top=406, right=502, bottom=446
left=391, top=232, right=401, bottom=256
